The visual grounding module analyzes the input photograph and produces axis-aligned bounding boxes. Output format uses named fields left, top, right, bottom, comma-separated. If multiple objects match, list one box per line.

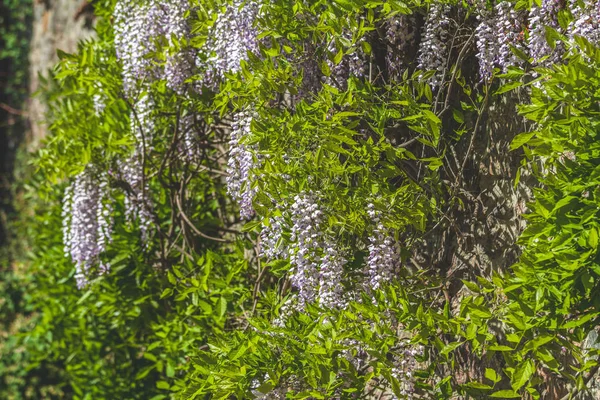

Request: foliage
left=5, top=0, right=600, bottom=399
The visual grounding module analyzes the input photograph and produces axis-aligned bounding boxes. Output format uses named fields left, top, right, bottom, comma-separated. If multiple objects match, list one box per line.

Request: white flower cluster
left=317, top=238, right=348, bottom=309
left=528, top=0, right=562, bottom=65
left=113, top=0, right=163, bottom=96
left=364, top=203, right=401, bottom=291
left=260, top=213, right=289, bottom=260
left=289, top=193, right=347, bottom=310
left=92, top=93, right=105, bottom=116
left=325, top=32, right=367, bottom=91
left=119, top=153, right=154, bottom=244
left=386, top=15, right=414, bottom=82
left=180, top=113, right=199, bottom=162
left=569, top=0, right=600, bottom=44
left=202, top=0, right=259, bottom=88
left=417, top=3, right=452, bottom=89
left=390, top=341, right=423, bottom=400
left=495, top=2, right=525, bottom=73
left=117, top=94, right=156, bottom=243
left=226, top=110, right=259, bottom=220
left=114, top=0, right=196, bottom=96
left=475, top=2, right=496, bottom=81
left=164, top=0, right=195, bottom=94
left=62, top=166, right=112, bottom=288
left=475, top=2, right=525, bottom=81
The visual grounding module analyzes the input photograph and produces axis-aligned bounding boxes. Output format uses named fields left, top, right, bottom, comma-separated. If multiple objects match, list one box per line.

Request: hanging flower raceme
left=475, top=1, right=497, bottom=81
left=163, top=0, right=196, bottom=94
left=495, top=2, right=526, bottom=73
left=325, top=31, right=368, bottom=91
left=386, top=14, right=415, bottom=82
left=260, top=212, right=289, bottom=260
left=113, top=0, right=166, bottom=97
left=417, top=2, right=452, bottom=89
left=201, top=0, right=259, bottom=88
left=289, top=192, right=323, bottom=309
left=568, top=0, right=600, bottom=45
left=287, top=193, right=348, bottom=310
left=364, top=203, right=401, bottom=292
left=117, top=94, right=155, bottom=244
left=528, top=0, right=563, bottom=65
left=226, top=110, right=259, bottom=220
left=62, top=166, right=113, bottom=289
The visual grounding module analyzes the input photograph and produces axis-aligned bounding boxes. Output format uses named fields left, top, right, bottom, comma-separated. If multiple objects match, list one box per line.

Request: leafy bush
left=5, top=0, right=600, bottom=399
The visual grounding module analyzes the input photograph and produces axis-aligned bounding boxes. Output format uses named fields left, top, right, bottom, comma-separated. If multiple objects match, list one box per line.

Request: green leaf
left=495, top=81, right=523, bottom=95
left=485, top=368, right=501, bottom=383
left=588, top=227, right=598, bottom=249
left=440, top=341, right=464, bottom=357
left=219, top=296, right=227, bottom=317
left=510, top=132, right=535, bottom=150
left=490, top=390, right=521, bottom=398
left=512, top=359, right=535, bottom=391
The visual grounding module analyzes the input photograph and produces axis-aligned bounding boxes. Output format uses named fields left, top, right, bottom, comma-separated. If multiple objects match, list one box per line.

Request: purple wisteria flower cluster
left=417, top=3, right=452, bottom=89
left=325, top=32, right=368, bottom=91
left=114, top=0, right=196, bottom=96
left=288, top=193, right=323, bottom=308
left=118, top=153, right=154, bottom=244
left=386, top=14, right=416, bottom=82
left=569, top=0, right=600, bottom=44
left=495, top=2, right=525, bottom=73
left=475, top=1, right=525, bottom=81
left=390, top=341, right=424, bottom=400
left=260, top=212, right=289, bottom=260
left=471, top=0, right=600, bottom=81
left=528, top=0, right=562, bottom=65
left=113, top=0, right=162, bottom=96
left=475, top=1, right=496, bottom=81
left=163, top=0, right=195, bottom=94
left=180, top=113, right=199, bottom=162
left=364, top=203, right=401, bottom=291
left=118, top=94, right=156, bottom=243
left=62, top=166, right=112, bottom=288
left=287, top=193, right=348, bottom=310
left=201, top=0, right=259, bottom=88
left=226, top=110, right=259, bottom=220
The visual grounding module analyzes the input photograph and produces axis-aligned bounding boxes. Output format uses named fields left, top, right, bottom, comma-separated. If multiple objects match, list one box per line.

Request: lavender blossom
left=325, top=32, right=368, bottom=91
left=495, top=2, right=526, bottom=73
left=528, top=0, right=563, bottom=65
left=62, top=166, right=113, bottom=288
left=389, top=341, right=423, bottom=399
left=260, top=213, right=289, bottom=260
left=226, top=110, right=258, bottom=220
left=364, top=203, right=401, bottom=291
left=568, top=0, right=600, bottom=45
left=131, top=93, right=155, bottom=146
left=417, top=3, right=452, bottom=89
left=180, top=113, right=199, bottom=161
left=289, top=193, right=324, bottom=308
left=163, top=0, right=195, bottom=94
left=93, top=94, right=106, bottom=115
left=475, top=2, right=497, bottom=81
left=201, top=0, right=259, bottom=88
left=386, top=15, right=415, bottom=82
left=114, top=0, right=166, bottom=97
left=118, top=151, right=154, bottom=244
left=317, top=238, right=348, bottom=309
left=288, top=193, right=347, bottom=310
